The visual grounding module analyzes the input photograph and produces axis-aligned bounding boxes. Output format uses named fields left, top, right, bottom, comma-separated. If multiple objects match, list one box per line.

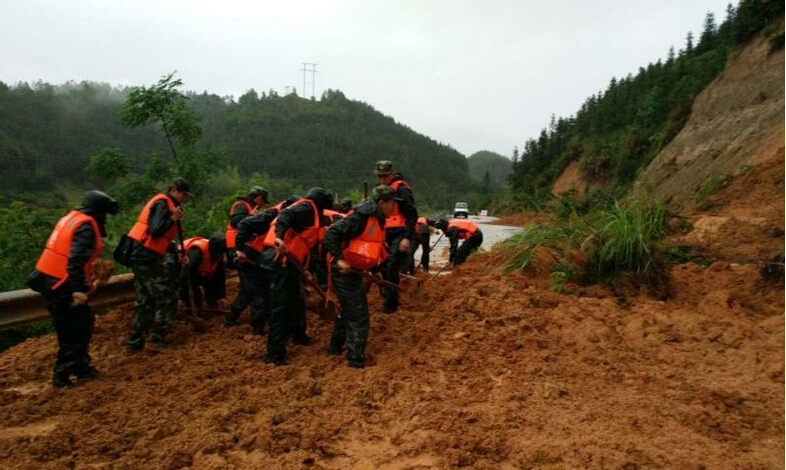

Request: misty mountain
left=466, top=151, right=512, bottom=188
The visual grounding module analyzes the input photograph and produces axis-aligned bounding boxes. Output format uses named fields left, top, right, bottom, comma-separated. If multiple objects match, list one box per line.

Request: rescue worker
left=125, top=177, right=191, bottom=351
left=339, top=197, right=353, bottom=214
left=406, top=216, right=431, bottom=273
left=26, top=190, right=119, bottom=387
left=224, top=186, right=269, bottom=330
left=227, top=195, right=299, bottom=334
left=226, top=186, right=269, bottom=268
left=432, top=218, right=484, bottom=266
left=314, top=207, right=346, bottom=291
left=260, top=187, right=334, bottom=366
left=323, top=185, right=398, bottom=368
left=374, top=160, right=418, bottom=313
left=179, top=232, right=227, bottom=310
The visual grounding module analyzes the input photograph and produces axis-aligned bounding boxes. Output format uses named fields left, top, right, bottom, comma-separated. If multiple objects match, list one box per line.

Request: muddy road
left=414, top=215, right=521, bottom=269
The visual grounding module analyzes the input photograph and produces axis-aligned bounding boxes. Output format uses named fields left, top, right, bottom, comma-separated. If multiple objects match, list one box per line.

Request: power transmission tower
left=300, top=63, right=318, bottom=99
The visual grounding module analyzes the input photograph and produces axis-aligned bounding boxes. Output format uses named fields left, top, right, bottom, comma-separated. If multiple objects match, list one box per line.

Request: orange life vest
left=245, top=200, right=287, bottom=254
left=447, top=219, right=478, bottom=240
left=342, top=214, right=387, bottom=270
left=127, top=194, right=178, bottom=256
left=384, top=179, right=409, bottom=229
left=35, top=211, right=102, bottom=290
left=261, top=199, right=321, bottom=265
left=319, top=209, right=346, bottom=241
left=226, top=199, right=255, bottom=249
left=183, top=237, right=221, bottom=277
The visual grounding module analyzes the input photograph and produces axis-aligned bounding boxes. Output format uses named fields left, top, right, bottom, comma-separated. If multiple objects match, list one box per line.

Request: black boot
left=224, top=311, right=240, bottom=327
left=262, top=355, right=288, bottom=366
left=76, top=366, right=101, bottom=381
left=52, top=372, right=74, bottom=388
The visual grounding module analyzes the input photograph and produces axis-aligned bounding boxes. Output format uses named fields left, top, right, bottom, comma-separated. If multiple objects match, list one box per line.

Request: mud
left=1, top=150, right=784, bottom=469
left=0, top=241, right=783, bottom=470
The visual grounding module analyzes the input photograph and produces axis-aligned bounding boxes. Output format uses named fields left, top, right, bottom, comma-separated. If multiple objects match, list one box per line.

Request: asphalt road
left=413, top=215, right=522, bottom=272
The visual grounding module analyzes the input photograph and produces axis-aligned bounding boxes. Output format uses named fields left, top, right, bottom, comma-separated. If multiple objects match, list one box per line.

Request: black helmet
left=339, top=198, right=352, bottom=212
left=208, top=232, right=227, bottom=258
left=248, top=186, right=269, bottom=203
left=434, top=218, right=449, bottom=231
left=306, top=187, right=334, bottom=212
left=282, top=195, right=302, bottom=209
left=80, top=190, right=119, bottom=215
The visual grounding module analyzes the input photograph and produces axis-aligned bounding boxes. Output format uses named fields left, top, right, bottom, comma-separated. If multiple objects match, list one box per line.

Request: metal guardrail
left=0, top=270, right=240, bottom=331
left=0, top=274, right=137, bottom=331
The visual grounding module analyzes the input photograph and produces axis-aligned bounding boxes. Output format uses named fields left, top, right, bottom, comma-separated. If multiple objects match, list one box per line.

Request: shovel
left=398, top=272, right=425, bottom=301
left=427, top=262, right=453, bottom=282
left=284, top=252, right=340, bottom=318
left=176, top=221, right=207, bottom=332
left=351, top=268, right=424, bottom=304
left=414, top=231, right=444, bottom=272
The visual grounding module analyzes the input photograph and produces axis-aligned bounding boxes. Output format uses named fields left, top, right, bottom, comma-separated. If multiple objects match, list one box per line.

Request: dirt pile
left=0, top=239, right=783, bottom=470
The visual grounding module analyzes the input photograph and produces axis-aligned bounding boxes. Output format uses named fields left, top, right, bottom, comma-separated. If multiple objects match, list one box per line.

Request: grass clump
left=502, top=197, right=671, bottom=294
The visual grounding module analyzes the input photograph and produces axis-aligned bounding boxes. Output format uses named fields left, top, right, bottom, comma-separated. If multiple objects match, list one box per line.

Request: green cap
left=371, top=184, right=402, bottom=201
left=248, top=186, right=269, bottom=203
left=375, top=160, right=393, bottom=176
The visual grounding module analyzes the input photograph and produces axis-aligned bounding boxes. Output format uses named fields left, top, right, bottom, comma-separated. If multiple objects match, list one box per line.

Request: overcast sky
left=1, top=0, right=732, bottom=157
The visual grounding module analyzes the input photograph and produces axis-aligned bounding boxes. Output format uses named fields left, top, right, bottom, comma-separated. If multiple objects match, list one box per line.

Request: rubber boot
left=52, top=372, right=74, bottom=388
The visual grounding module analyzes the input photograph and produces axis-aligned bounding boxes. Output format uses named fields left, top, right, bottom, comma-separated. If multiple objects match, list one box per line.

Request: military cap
left=375, top=160, right=394, bottom=176
left=248, top=186, right=269, bottom=203
left=371, top=184, right=403, bottom=201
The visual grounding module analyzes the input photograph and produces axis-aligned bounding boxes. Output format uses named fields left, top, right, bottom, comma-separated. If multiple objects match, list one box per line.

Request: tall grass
left=589, top=200, right=667, bottom=279
left=503, top=198, right=670, bottom=291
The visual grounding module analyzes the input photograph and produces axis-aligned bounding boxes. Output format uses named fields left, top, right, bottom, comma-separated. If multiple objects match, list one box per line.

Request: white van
left=453, top=202, right=469, bottom=218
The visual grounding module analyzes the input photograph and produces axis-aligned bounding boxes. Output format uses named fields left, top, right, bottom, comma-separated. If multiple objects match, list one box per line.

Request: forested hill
left=467, top=151, right=512, bottom=189
left=507, top=0, right=784, bottom=204
left=0, top=84, right=472, bottom=209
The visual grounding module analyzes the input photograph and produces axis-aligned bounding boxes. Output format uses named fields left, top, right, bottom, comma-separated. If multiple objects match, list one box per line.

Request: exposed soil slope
left=636, top=32, right=784, bottom=212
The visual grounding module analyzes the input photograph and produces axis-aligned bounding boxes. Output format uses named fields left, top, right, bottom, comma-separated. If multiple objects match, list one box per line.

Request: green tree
left=119, top=72, right=202, bottom=159
left=86, top=147, right=132, bottom=185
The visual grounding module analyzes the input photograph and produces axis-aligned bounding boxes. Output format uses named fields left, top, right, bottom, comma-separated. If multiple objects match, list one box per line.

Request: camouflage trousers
left=127, top=257, right=178, bottom=349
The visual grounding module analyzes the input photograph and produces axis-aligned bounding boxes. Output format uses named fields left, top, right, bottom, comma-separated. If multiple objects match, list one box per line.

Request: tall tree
left=119, top=72, right=202, bottom=160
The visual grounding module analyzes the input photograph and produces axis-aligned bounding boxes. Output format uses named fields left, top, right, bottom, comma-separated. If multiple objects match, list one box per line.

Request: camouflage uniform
left=126, top=188, right=186, bottom=350
left=127, top=250, right=179, bottom=349
left=374, top=161, right=418, bottom=313
left=323, top=190, right=393, bottom=368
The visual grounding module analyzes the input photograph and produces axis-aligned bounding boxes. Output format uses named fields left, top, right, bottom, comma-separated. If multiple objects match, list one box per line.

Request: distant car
left=453, top=202, right=469, bottom=218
